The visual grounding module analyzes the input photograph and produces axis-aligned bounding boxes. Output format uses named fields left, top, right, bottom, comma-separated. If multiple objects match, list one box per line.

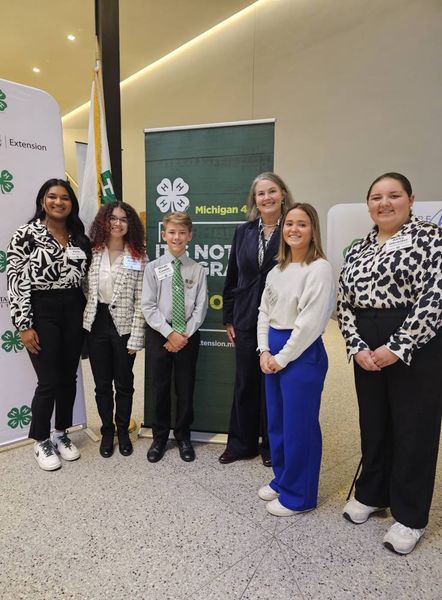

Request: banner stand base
left=138, top=425, right=227, bottom=445
left=84, top=427, right=100, bottom=442
left=0, top=437, right=34, bottom=453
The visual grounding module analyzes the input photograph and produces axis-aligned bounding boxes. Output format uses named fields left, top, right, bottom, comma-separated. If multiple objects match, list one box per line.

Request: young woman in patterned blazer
left=83, top=201, right=147, bottom=458
left=7, top=178, right=91, bottom=471
left=338, top=172, right=442, bottom=555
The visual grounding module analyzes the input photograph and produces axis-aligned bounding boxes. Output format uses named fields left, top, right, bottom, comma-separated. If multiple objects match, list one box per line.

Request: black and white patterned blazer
left=83, top=248, right=147, bottom=350
left=7, top=220, right=89, bottom=331
left=337, top=216, right=442, bottom=365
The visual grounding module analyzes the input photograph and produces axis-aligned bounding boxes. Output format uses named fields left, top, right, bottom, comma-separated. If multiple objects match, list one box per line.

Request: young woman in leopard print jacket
left=337, top=172, right=441, bottom=555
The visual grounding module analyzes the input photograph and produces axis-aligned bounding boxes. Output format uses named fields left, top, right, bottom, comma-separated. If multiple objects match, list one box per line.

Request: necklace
left=262, top=221, right=279, bottom=228
left=45, top=222, right=69, bottom=247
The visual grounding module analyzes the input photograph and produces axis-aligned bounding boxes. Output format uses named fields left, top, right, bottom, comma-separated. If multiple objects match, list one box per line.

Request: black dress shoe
left=118, top=436, right=133, bottom=457
left=261, top=449, right=272, bottom=467
left=99, top=435, right=114, bottom=458
left=262, top=454, right=272, bottom=467
left=177, top=440, right=195, bottom=462
left=218, top=449, right=240, bottom=464
left=147, top=440, right=167, bottom=463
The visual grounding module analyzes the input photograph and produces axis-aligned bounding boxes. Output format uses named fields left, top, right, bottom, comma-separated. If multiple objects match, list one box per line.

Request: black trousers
left=146, top=326, right=200, bottom=442
left=28, top=288, right=86, bottom=441
left=87, top=304, right=136, bottom=436
left=226, top=328, right=269, bottom=457
left=354, top=308, right=442, bottom=528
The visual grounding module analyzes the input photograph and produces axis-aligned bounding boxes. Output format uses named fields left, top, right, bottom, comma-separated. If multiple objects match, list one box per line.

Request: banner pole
left=95, top=0, right=122, bottom=200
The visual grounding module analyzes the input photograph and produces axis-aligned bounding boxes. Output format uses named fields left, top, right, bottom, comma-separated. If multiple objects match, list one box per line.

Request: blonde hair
left=162, top=211, right=192, bottom=232
left=246, top=172, right=295, bottom=221
left=277, top=203, right=326, bottom=269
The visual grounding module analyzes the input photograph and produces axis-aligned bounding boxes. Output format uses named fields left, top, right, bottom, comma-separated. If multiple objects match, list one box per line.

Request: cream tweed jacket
left=83, top=248, right=147, bottom=350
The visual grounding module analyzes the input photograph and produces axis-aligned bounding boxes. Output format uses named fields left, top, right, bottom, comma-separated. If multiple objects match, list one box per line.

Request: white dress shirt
left=141, top=249, right=208, bottom=339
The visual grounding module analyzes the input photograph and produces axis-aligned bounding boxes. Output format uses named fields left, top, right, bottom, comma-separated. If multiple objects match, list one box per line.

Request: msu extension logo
left=156, top=177, right=190, bottom=213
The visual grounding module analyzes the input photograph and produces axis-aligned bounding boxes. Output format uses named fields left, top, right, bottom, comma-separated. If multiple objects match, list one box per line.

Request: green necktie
left=172, top=258, right=186, bottom=333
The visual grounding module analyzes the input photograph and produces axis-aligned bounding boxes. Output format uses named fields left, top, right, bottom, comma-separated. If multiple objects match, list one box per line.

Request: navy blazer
left=223, top=219, right=280, bottom=330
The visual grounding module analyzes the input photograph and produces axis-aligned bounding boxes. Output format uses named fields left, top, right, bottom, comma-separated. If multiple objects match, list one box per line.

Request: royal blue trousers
left=265, top=327, right=328, bottom=511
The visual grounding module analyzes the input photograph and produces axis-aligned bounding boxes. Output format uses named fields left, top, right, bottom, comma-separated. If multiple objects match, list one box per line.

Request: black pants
left=146, top=326, right=200, bottom=442
left=226, top=328, right=269, bottom=457
left=354, top=308, right=442, bottom=528
left=28, top=288, right=86, bottom=441
left=87, top=304, right=136, bottom=436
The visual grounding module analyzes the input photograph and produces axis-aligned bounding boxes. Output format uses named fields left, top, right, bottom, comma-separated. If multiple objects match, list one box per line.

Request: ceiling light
left=32, top=67, right=40, bottom=73
left=67, top=34, right=76, bottom=41
left=62, top=0, right=265, bottom=122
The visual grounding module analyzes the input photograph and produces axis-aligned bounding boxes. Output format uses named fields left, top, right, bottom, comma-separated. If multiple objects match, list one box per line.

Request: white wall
left=63, top=0, right=442, bottom=233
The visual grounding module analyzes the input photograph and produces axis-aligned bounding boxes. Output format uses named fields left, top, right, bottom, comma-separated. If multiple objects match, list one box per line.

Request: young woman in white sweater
left=257, top=203, right=335, bottom=516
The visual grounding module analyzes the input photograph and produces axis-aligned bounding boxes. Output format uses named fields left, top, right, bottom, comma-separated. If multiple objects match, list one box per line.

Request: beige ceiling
left=1, top=0, right=256, bottom=115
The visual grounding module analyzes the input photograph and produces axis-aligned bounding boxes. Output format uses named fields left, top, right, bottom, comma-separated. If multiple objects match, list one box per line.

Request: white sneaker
left=258, top=484, right=279, bottom=501
left=34, top=440, right=62, bottom=471
left=343, top=497, right=384, bottom=524
left=266, top=498, right=313, bottom=517
left=52, top=433, right=80, bottom=461
left=383, top=522, right=425, bottom=555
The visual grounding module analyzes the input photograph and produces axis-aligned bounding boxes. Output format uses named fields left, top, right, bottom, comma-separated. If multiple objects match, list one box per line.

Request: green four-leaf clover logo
left=0, top=250, right=6, bottom=273
left=7, top=405, right=32, bottom=429
left=0, top=170, right=14, bottom=194
left=343, top=239, right=362, bottom=258
left=0, top=89, right=7, bottom=112
left=1, top=329, right=24, bottom=352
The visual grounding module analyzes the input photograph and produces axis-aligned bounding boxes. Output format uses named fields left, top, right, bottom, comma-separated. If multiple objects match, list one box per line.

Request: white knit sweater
left=257, top=258, right=335, bottom=368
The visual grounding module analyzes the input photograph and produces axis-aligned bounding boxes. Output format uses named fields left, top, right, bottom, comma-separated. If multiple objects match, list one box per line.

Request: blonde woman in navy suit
left=83, top=201, right=146, bottom=458
left=219, top=173, right=295, bottom=466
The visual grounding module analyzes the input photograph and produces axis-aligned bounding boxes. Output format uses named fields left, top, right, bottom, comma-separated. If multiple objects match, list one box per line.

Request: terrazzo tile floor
left=1, top=321, right=440, bottom=599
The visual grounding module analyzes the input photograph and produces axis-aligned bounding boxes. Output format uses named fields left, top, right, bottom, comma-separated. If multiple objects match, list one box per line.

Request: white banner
left=327, top=201, right=442, bottom=283
left=0, top=79, right=87, bottom=448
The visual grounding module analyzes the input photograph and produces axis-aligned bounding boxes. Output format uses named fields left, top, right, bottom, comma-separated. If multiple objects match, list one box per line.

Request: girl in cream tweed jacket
left=83, top=201, right=147, bottom=458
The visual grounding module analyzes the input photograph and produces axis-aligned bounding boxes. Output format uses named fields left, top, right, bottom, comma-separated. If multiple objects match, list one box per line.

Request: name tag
left=155, top=262, right=173, bottom=280
left=66, top=247, right=86, bottom=260
left=385, top=234, right=412, bottom=252
left=123, top=256, right=142, bottom=270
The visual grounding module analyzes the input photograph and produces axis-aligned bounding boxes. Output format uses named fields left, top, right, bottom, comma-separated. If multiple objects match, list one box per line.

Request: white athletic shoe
left=258, top=484, right=279, bottom=501
left=266, top=498, right=313, bottom=517
left=383, top=522, right=425, bottom=555
left=34, top=440, right=62, bottom=471
left=343, top=497, right=384, bottom=524
left=52, top=433, right=80, bottom=461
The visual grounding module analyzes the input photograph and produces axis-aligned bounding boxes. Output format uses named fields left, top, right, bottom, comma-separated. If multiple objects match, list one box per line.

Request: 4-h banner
left=0, top=79, right=87, bottom=448
left=144, top=120, right=274, bottom=437
left=79, top=58, right=116, bottom=233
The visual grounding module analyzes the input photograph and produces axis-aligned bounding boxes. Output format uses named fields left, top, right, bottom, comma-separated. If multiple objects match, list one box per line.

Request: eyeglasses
left=109, top=216, right=128, bottom=225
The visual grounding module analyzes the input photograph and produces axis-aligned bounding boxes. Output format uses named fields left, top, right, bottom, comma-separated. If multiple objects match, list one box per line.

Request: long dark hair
left=89, top=201, right=145, bottom=259
left=30, top=178, right=91, bottom=263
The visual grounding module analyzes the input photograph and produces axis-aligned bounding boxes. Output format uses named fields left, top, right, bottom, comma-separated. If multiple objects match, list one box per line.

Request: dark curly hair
left=30, top=178, right=91, bottom=264
left=89, top=201, right=145, bottom=259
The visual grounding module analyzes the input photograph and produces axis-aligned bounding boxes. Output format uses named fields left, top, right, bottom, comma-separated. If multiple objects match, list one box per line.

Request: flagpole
left=95, top=0, right=122, bottom=201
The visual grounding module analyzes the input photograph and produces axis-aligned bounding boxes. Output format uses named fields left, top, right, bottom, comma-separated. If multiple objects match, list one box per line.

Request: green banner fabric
left=144, top=121, right=274, bottom=435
